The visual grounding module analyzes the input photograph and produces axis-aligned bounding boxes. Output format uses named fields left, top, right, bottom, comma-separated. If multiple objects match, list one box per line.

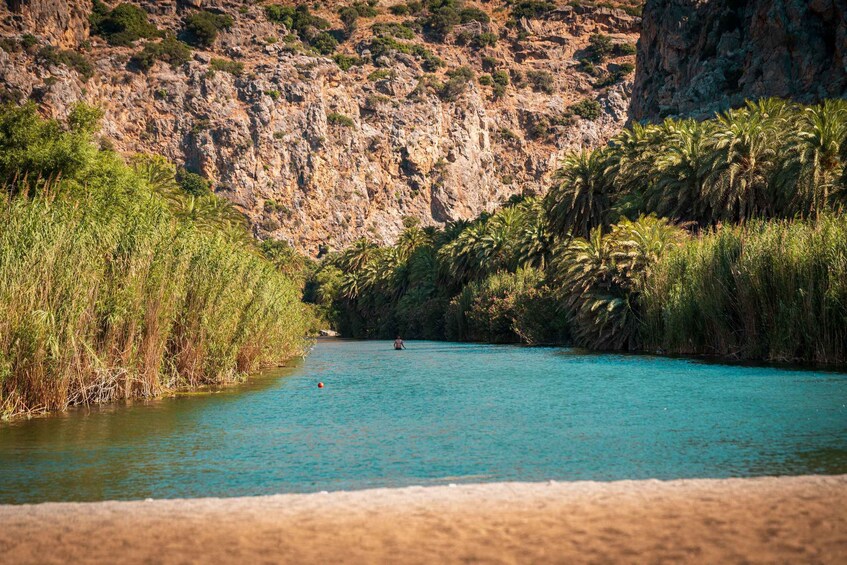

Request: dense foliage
left=90, top=1, right=159, bottom=46
left=0, top=104, right=310, bottom=417
left=183, top=10, right=234, bottom=48
left=314, top=99, right=847, bottom=365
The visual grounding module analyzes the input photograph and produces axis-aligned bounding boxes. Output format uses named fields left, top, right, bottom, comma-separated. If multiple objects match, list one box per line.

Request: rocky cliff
left=631, top=0, right=847, bottom=121
left=0, top=0, right=640, bottom=254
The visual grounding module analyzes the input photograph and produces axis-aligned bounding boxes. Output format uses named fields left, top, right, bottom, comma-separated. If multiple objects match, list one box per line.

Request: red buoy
left=318, top=382, right=324, bottom=388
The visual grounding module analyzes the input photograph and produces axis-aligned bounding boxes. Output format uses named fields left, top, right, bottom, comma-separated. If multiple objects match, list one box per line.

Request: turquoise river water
left=1, top=340, right=846, bottom=504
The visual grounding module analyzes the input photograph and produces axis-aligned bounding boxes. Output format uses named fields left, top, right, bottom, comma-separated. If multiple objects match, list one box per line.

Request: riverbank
left=1, top=475, right=844, bottom=564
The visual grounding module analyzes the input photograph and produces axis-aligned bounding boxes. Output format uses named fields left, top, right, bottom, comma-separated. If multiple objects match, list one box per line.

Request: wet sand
left=0, top=475, right=845, bottom=564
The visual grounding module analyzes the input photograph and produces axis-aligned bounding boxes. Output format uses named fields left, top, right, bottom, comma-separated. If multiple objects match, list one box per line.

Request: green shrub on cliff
left=131, top=34, right=192, bottom=71
left=90, top=1, right=159, bottom=46
left=37, top=46, right=95, bottom=80
left=184, top=10, right=234, bottom=48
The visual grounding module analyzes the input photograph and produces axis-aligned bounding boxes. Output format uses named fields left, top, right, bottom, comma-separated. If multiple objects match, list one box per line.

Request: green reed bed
left=0, top=105, right=308, bottom=417
left=643, top=216, right=847, bottom=365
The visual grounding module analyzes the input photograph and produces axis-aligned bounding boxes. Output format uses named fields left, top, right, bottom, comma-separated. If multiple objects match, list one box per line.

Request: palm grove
left=313, top=99, right=847, bottom=366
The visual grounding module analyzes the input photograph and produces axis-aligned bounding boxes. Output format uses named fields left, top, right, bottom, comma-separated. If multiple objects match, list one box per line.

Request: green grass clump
left=209, top=58, right=244, bottom=76
left=333, top=53, right=364, bottom=71
left=327, top=112, right=354, bottom=127
left=0, top=103, right=308, bottom=418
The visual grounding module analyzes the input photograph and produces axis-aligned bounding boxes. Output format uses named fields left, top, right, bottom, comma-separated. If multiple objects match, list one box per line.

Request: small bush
left=389, top=4, right=410, bottom=15
left=90, top=1, right=159, bottom=46
left=420, top=6, right=461, bottom=42
left=472, top=32, right=498, bottom=48
left=0, top=38, right=20, bottom=53
left=209, top=58, right=244, bottom=75
left=481, top=56, right=499, bottom=71
left=593, top=63, right=635, bottom=88
left=613, top=42, right=637, bottom=56
left=526, top=115, right=549, bottom=139
left=526, top=70, right=554, bottom=94
left=21, top=33, right=38, bottom=51
left=327, top=112, right=354, bottom=127
left=510, top=0, right=555, bottom=19
left=438, top=66, right=474, bottom=101
left=478, top=74, right=493, bottom=86
left=339, top=6, right=360, bottom=31
left=499, top=127, right=518, bottom=142
left=406, top=1, right=424, bottom=15
left=371, top=22, right=416, bottom=39
left=459, top=7, right=490, bottom=23
left=310, top=31, right=339, bottom=55
left=131, top=34, right=191, bottom=71
left=184, top=10, right=234, bottom=48
left=265, top=5, right=331, bottom=35
left=354, top=1, right=379, bottom=17
left=587, top=33, right=614, bottom=63
left=492, top=69, right=509, bottom=98
left=37, top=46, right=95, bottom=80
left=177, top=168, right=212, bottom=195
left=570, top=98, right=601, bottom=120
left=368, top=68, right=393, bottom=81
left=333, top=53, right=364, bottom=70
left=578, top=58, right=598, bottom=75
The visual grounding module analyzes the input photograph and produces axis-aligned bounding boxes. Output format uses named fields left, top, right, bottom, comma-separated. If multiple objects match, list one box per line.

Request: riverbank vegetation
left=0, top=104, right=310, bottom=418
left=313, top=98, right=847, bottom=366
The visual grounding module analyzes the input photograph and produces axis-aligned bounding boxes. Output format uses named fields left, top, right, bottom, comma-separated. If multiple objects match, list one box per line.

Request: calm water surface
left=1, top=340, right=846, bottom=504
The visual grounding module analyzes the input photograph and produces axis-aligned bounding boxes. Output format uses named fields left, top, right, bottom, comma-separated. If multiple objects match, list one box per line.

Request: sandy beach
left=1, top=475, right=845, bottom=564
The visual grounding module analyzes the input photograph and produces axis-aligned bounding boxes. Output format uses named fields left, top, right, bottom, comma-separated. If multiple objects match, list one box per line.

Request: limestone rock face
left=4, top=0, right=92, bottom=47
left=631, top=0, right=847, bottom=121
left=0, top=0, right=640, bottom=255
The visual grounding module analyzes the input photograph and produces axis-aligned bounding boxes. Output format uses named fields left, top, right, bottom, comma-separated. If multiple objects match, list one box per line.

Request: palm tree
left=175, top=193, right=247, bottom=236
left=546, top=149, right=615, bottom=239
left=337, top=238, right=378, bottom=272
left=437, top=221, right=488, bottom=286
left=339, top=269, right=364, bottom=299
left=477, top=205, right=525, bottom=272
left=703, top=100, right=787, bottom=222
left=515, top=199, right=553, bottom=269
left=608, top=215, right=688, bottom=289
left=360, top=247, right=398, bottom=294
left=779, top=99, right=847, bottom=216
left=647, top=119, right=714, bottom=224
left=395, top=226, right=432, bottom=262
left=552, top=216, right=686, bottom=351
left=604, top=121, right=664, bottom=198
left=131, top=155, right=179, bottom=197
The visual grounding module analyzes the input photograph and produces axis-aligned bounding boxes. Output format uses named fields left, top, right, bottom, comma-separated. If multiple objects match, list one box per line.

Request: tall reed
left=0, top=105, right=308, bottom=417
left=642, top=216, right=847, bottom=364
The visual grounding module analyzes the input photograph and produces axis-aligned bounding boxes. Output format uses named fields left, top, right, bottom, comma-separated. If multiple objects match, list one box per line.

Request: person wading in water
left=393, top=336, right=406, bottom=350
